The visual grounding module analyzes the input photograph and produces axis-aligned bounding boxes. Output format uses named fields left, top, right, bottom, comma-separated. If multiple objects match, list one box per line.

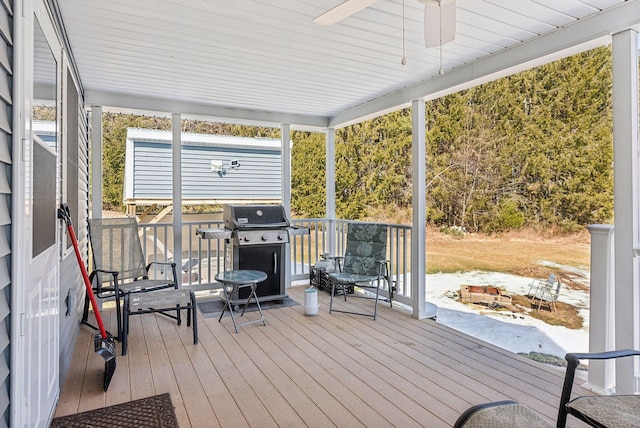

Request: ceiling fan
left=313, top=0, right=456, bottom=48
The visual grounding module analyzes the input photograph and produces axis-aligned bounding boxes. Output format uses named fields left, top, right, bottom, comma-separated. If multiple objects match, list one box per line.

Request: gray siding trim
left=0, top=5, right=11, bottom=45
left=0, top=0, right=10, bottom=424
left=0, top=130, right=10, bottom=164
left=0, top=194, right=9, bottom=226
left=58, top=84, right=88, bottom=383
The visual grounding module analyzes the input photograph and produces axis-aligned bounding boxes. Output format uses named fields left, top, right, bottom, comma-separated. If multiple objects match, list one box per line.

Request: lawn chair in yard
left=328, top=223, right=392, bottom=320
left=527, top=273, right=558, bottom=297
left=528, top=274, right=561, bottom=312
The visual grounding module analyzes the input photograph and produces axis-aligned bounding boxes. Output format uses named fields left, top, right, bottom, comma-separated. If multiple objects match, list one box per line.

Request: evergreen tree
left=99, top=47, right=614, bottom=232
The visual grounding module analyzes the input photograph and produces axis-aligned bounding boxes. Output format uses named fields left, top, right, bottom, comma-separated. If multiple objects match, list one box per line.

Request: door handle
left=273, top=252, right=277, bottom=274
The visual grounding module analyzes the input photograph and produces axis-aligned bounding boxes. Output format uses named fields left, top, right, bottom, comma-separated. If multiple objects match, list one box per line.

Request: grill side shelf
left=195, top=228, right=232, bottom=240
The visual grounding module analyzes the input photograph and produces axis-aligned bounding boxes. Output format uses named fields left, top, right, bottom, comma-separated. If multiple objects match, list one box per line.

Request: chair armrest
left=557, top=349, right=640, bottom=427
left=146, top=261, right=175, bottom=268
left=91, top=268, right=119, bottom=276
left=326, top=256, right=344, bottom=272
left=374, top=259, right=390, bottom=271
left=320, top=253, right=341, bottom=260
left=528, top=279, right=543, bottom=294
left=89, top=269, right=120, bottom=295
left=145, top=261, right=178, bottom=286
left=375, top=259, right=391, bottom=280
left=567, top=349, right=640, bottom=362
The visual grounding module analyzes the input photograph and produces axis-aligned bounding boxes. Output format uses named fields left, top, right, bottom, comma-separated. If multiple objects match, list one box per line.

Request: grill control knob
left=244, top=236, right=251, bottom=242
left=277, top=234, right=285, bottom=240
left=262, top=234, right=268, bottom=241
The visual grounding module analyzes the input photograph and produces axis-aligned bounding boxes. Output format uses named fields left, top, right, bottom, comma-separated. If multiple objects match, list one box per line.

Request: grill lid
left=223, top=204, right=291, bottom=229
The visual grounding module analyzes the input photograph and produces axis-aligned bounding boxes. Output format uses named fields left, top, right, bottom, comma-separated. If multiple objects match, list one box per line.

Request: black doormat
left=198, top=297, right=299, bottom=319
left=51, top=393, right=178, bottom=428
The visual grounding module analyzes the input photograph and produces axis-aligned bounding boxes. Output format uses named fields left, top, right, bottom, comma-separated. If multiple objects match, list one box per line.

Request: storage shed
left=124, top=128, right=283, bottom=215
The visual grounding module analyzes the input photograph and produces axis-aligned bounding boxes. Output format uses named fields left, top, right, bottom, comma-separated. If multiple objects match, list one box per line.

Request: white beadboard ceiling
left=55, top=0, right=637, bottom=128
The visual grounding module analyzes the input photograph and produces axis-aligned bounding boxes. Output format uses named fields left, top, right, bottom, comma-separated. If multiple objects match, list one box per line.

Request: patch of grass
left=518, top=351, right=588, bottom=370
left=426, top=227, right=590, bottom=274
left=518, top=352, right=567, bottom=366
left=511, top=295, right=583, bottom=329
left=457, top=294, right=584, bottom=330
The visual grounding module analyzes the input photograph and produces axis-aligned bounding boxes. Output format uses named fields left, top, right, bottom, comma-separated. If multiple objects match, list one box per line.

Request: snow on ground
left=426, top=266, right=590, bottom=359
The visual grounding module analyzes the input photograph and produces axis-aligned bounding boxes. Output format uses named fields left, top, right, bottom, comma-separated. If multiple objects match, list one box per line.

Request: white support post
left=326, top=128, right=336, bottom=255
left=281, top=124, right=291, bottom=212
left=90, top=106, right=102, bottom=219
left=611, top=29, right=639, bottom=394
left=411, top=100, right=427, bottom=319
left=172, top=113, right=183, bottom=286
left=587, top=224, right=616, bottom=393
left=281, top=124, right=292, bottom=287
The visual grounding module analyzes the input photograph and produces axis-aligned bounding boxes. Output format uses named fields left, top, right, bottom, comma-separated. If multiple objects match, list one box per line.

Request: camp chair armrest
left=89, top=269, right=120, bottom=294
left=558, top=349, right=640, bottom=427
left=145, top=261, right=176, bottom=270
left=91, top=268, right=119, bottom=276
left=374, top=259, right=389, bottom=272
left=325, top=255, right=344, bottom=272
left=537, top=288, right=557, bottom=299
left=145, top=261, right=178, bottom=286
left=567, top=349, right=640, bottom=362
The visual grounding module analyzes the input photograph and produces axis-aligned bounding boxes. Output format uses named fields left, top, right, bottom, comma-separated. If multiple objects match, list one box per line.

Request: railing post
left=587, top=224, right=616, bottom=393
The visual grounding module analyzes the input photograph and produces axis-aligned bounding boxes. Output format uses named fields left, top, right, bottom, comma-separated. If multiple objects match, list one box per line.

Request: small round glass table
left=214, top=270, right=268, bottom=333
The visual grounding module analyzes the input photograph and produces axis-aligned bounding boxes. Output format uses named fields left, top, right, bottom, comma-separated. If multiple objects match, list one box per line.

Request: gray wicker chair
left=328, top=223, right=392, bottom=320
left=454, top=400, right=553, bottom=428
left=557, top=349, right=640, bottom=428
left=455, top=349, right=640, bottom=428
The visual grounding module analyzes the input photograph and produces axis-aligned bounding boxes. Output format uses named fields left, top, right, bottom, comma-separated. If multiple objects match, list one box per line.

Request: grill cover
left=223, top=204, right=290, bottom=229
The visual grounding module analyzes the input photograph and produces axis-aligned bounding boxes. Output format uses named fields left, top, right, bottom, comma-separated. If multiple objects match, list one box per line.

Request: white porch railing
left=138, top=219, right=413, bottom=305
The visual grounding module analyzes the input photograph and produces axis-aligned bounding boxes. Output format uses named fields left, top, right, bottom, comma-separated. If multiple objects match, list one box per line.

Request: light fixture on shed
left=212, top=160, right=241, bottom=177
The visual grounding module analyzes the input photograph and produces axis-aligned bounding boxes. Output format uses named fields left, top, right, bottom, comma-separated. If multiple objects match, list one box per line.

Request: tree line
left=101, top=46, right=613, bottom=233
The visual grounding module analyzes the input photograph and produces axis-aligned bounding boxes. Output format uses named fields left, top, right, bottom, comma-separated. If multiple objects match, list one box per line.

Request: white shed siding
left=126, top=129, right=282, bottom=204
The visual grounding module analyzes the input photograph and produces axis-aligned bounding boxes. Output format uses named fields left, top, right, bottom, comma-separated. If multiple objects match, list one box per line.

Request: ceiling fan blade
left=423, top=0, right=456, bottom=48
left=313, top=0, right=380, bottom=26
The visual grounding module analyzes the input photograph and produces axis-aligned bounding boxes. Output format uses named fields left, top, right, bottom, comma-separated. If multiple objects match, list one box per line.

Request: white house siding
left=57, top=74, right=89, bottom=383
left=126, top=129, right=282, bottom=204
left=0, top=0, right=11, bottom=425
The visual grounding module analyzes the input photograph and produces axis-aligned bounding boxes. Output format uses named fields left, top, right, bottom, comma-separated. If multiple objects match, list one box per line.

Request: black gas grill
left=223, top=204, right=291, bottom=303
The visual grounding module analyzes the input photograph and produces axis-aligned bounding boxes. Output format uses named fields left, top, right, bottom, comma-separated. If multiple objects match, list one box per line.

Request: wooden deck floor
left=55, top=286, right=592, bottom=427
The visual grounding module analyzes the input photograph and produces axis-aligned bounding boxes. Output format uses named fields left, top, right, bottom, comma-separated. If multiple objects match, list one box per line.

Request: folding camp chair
left=529, top=274, right=562, bottom=312
left=328, top=223, right=392, bottom=320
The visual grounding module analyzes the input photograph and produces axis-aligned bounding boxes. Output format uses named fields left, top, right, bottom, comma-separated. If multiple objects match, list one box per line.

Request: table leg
left=219, top=283, right=240, bottom=333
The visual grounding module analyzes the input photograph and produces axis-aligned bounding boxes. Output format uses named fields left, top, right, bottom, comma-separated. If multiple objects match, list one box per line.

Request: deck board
left=55, top=286, right=592, bottom=427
